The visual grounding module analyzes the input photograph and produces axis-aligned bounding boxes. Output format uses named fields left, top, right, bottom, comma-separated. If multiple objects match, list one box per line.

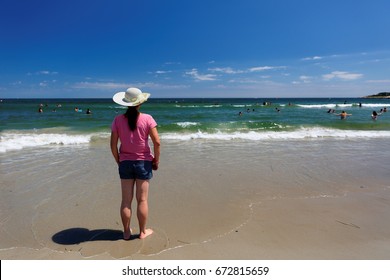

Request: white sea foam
left=175, top=104, right=222, bottom=108
left=358, top=103, right=390, bottom=108
left=298, top=103, right=390, bottom=109
left=161, top=128, right=390, bottom=141
left=3, top=127, right=390, bottom=153
left=297, top=104, right=350, bottom=109
left=0, top=132, right=92, bottom=153
left=176, top=122, right=199, bottom=128
left=175, top=105, right=199, bottom=108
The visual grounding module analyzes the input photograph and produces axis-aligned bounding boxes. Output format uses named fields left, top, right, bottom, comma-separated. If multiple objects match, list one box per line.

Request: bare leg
left=120, top=179, right=135, bottom=240
left=136, top=179, right=153, bottom=239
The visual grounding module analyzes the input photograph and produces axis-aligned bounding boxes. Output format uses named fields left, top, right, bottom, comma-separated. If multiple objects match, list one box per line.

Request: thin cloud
left=291, top=76, right=312, bottom=85
left=228, top=78, right=276, bottom=84
left=27, top=70, right=58, bottom=76
left=365, top=79, right=390, bottom=83
left=155, top=70, right=172, bottom=74
left=208, top=67, right=244, bottom=74
left=185, top=68, right=217, bottom=81
left=39, top=71, right=58, bottom=75
left=248, top=66, right=286, bottom=72
left=300, top=75, right=312, bottom=83
left=302, top=56, right=322, bottom=61
left=164, top=62, right=181, bottom=66
left=322, top=71, right=363, bottom=81
left=72, top=81, right=188, bottom=90
left=73, top=82, right=130, bottom=90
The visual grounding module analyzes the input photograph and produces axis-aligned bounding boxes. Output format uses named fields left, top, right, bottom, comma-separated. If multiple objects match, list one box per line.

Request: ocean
left=1, top=98, right=390, bottom=153
left=1, top=97, right=390, bottom=260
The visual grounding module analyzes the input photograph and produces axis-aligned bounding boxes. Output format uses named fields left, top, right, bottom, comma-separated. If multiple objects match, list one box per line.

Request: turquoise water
left=1, top=98, right=390, bottom=152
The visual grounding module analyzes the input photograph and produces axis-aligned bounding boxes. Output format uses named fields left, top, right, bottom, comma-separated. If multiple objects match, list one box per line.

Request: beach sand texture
left=1, top=138, right=390, bottom=259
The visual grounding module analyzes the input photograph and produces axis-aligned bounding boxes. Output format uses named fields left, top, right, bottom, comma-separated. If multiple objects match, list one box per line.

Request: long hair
left=124, top=106, right=140, bottom=131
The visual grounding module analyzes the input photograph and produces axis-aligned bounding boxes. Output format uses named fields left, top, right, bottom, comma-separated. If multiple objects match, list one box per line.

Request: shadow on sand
left=52, top=228, right=140, bottom=245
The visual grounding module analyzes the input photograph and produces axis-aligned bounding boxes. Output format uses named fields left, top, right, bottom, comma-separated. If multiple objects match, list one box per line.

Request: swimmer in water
left=335, top=110, right=352, bottom=119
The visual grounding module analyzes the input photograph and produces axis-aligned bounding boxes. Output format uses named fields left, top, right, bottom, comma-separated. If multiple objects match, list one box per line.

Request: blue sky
left=1, top=0, right=390, bottom=98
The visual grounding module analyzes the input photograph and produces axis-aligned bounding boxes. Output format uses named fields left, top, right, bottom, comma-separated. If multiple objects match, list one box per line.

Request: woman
left=110, top=88, right=160, bottom=240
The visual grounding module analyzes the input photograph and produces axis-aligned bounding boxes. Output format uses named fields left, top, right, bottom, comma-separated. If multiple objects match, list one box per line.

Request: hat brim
left=113, top=92, right=150, bottom=107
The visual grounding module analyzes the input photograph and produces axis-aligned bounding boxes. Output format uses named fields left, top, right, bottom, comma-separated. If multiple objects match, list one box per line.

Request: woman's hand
left=152, top=158, right=159, bottom=170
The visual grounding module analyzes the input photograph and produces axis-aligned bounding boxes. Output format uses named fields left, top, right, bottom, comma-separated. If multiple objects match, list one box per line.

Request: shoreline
left=1, top=138, right=390, bottom=259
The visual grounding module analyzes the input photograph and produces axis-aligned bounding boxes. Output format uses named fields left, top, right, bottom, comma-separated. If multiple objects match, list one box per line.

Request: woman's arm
left=110, top=131, right=120, bottom=164
left=149, top=126, right=161, bottom=169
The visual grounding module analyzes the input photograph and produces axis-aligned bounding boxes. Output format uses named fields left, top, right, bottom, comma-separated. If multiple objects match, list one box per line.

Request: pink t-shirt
left=111, top=113, right=157, bottom=162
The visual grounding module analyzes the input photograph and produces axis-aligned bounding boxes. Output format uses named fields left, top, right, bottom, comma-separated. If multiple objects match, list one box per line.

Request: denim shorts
left=118, top=160, right=153, bottom=180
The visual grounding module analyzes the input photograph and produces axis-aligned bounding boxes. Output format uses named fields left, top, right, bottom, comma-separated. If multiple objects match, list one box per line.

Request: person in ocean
left=110, top=87, right=160, bottom=240
left=372, top=110, right=379, bottom=120
left=335, top=110, right=352, bottom=119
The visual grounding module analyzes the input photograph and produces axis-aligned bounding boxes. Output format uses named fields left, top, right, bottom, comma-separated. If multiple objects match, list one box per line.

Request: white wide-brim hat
left=113, top=87, right=150, bottom=107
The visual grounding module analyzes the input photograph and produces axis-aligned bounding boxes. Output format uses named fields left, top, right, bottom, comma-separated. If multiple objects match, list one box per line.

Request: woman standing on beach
left=110, top=88, right=160, bottom=240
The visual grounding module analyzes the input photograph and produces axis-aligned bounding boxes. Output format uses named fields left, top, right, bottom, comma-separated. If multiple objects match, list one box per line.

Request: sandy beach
left=1, top=138, right=390, bottom=260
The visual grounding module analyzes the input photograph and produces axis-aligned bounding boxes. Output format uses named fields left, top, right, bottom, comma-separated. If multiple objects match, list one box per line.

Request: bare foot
left=139, top=228, right=153, bottom=239
left=123, top=228, right=132, bottom=240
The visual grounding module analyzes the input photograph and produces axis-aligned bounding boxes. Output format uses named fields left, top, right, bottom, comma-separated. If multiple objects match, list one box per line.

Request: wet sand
left=1, top=138, right=390, bottom=259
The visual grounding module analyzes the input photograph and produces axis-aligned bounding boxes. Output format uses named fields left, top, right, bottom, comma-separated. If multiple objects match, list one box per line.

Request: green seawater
left=1, top=98, right=390, bottom=152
